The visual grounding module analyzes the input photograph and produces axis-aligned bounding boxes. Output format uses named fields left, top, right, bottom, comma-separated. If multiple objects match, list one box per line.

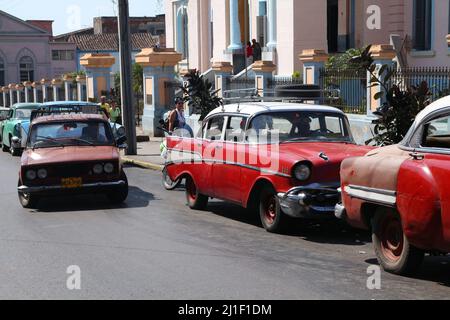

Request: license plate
left=61, top=177, right=82, bottom=189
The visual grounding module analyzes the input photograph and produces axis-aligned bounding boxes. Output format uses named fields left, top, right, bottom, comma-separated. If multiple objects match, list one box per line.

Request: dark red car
left=166, top=102, right=372, bottom=233
left=337, top=96, right=450, bottom=275
left=17, top=113, right=128, bottom=208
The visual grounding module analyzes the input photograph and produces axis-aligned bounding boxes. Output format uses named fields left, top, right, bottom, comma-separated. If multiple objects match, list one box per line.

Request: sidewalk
left=122, top=139, right=165, bottom=171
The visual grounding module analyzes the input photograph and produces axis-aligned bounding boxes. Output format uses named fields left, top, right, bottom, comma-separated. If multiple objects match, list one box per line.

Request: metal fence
left=387, top=66, right=450, bottom=100
left=319, top=68, right=367, bottom=114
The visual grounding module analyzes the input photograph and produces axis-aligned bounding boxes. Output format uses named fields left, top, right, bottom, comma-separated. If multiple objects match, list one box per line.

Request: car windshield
left=28, top=121, right=114, bottom=148
left=248, top=111, right=352, bottom=144
left=15, top=109, right=33, bottom=120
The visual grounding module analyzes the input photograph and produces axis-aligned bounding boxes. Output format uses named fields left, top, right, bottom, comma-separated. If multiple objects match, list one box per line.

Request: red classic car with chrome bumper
left=18, top=113, right=128, bottom=208
left=166, top=102, right=372, bottom=233
left=337, top=96, right=450, bottom=275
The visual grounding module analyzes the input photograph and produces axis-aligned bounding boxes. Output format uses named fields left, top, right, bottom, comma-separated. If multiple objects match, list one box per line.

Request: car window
left=205, top=116, right=225, bottom=141
left=15, top=109, right=33, bottom=120
left=422, top=114, right=450, bottom=149
left=225, top=116, right=247, bottom=142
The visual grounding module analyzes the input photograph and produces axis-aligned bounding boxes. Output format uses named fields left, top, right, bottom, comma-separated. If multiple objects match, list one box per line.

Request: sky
left=0, top=0, right=164, bottom=36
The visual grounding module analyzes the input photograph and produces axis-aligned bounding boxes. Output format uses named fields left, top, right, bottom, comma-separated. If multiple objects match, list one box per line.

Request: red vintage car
left=17, top=113, right=128, bottom=208
left=166, top=102, right=372, bottom=233
left=337, top=96, right=450, bottom=275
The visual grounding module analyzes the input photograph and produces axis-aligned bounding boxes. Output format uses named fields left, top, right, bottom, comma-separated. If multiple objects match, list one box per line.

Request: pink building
left=0, top=10, right=77, bottom=87
left=165, top=0, right=450, bottom=76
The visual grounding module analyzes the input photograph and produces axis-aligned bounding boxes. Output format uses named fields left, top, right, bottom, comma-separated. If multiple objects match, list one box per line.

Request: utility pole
left=117, top=0, right=137, bottom=155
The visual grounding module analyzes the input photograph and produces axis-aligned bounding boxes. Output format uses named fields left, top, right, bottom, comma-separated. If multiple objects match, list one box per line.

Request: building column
left=76, top=75, right=86, bottom=102
left=32, top=82, right=39, bottom=102
left=228, top=0, right=242, bottom=50
left=16, top=84, right=24, bottom=103
left=80, top=53, right=115, bottom=102
left=135, top=48, right=182, bottom=137
left=266, top=0, right=277, bottom=50
left=0, top=88, right=5, bottom=107
left=23, top=82, right=32, bottom=103
left=299, top=49, right=329, bottom=86
left=41, top=79, right=51, bottom=102
left=63, top=74, right=73, bottom=101
left=212, top=62, right=233, bottom=98
left=52, top=78, right=62, bottom=102
left=253, top=60, right=276, bottom=97
left=9, top=84, right=16, bottom=105
left=367, top=44, right=396, bottom=116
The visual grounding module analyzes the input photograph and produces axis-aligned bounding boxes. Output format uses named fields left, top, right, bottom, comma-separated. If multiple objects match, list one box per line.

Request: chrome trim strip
left=345, top=185, right=397, bottom=206
left=18, top=180, right=126, bottom=193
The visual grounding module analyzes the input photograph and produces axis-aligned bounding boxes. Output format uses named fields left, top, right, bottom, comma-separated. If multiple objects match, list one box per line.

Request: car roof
left=414, top=95, right=450, bottom=124
left=207, top=102, right=346, bottom=118
left=32, top=113, right=106, bottom=125
left=41, top=101, right=99, bottom=107
left=12, top=103, right=42, bottom=109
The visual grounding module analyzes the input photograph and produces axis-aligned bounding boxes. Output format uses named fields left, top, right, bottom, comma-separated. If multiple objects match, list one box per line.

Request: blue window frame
left=413, top=0, right=433, bottom=51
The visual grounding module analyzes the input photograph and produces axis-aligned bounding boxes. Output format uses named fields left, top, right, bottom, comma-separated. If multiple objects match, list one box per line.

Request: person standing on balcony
left=252, top=39, right=262, bottom=62
left=246, top=42, right=254, bottom=66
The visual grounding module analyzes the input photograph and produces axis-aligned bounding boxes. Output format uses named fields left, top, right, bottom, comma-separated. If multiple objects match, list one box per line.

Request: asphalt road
left=0, top=151, right=449, bottom=300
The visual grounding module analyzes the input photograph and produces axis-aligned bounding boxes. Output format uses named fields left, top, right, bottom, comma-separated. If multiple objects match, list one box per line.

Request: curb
left=122, top=157, right=164, bottom=171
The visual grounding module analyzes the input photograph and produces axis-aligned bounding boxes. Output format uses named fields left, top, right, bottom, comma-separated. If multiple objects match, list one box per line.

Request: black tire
left=259, top=184, right=287, bottom=233
left=1, top=140, right=9, bottom=152
left=107, top=171, right=129, bottom=204
left=18, top=180, right=39, bottom=209
left=162, top=167, right=181, bottom=191
left=185, top=175, right=208, bottom=210
left=10, top=144, right=21, bottom=157
left=372, top=207, right=425, bottom=275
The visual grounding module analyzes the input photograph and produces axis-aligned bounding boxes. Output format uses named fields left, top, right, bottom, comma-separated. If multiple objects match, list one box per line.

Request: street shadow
left=33, top=186, right=154, bottom=213
left=364, top=256, right=450, bottom=287
left=206, top=200, right=370, bottom=246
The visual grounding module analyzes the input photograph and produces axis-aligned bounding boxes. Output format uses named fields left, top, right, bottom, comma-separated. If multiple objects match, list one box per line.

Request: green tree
left=181, top=69, right=223, bottom=121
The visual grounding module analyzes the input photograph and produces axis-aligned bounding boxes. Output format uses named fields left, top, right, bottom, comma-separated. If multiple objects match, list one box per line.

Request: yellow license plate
left=61, top=177, right=83, bottom=189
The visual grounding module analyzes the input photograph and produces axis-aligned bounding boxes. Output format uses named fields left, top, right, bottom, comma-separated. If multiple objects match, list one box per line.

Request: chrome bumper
left=277, top=183, right=340, bottom=218
left=18, top=180, right=126, bottom=193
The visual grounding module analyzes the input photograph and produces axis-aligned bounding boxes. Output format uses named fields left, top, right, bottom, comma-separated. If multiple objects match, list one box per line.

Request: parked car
left=0, top=103, right=42, bottom=156
left=0, top=107, right=9, bottom=122
left=37, top=101, right=126, bottom=139
left=166, top=102, right=372, bottom=233
left=336, top=95, right=450, bottom=275
left=17, top=112, right=128, bottom=209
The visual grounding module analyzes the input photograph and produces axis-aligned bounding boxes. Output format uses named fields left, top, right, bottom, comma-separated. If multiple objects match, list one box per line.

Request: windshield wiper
left=32, top=136, right=65, bottom=149
left=68, top=138, right=95, bottom=146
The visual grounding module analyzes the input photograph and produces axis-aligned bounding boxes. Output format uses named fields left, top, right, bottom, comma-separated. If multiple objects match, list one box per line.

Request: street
left=0, top=151, right=449, bottom=300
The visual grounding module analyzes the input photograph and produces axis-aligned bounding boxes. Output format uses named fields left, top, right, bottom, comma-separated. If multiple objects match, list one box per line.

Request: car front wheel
left=107, top=171, right=129, bottom=204
left=372, top=207, right=424, bottom=275
left=259, top=184, right=287, bottom=233
left=185, top=176, right=208, bottom=210
left=18, top=180, right=39, bottom=209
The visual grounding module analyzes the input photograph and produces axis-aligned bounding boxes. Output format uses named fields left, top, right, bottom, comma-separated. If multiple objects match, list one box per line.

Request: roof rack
left=30, top=104, right=104, bottom=122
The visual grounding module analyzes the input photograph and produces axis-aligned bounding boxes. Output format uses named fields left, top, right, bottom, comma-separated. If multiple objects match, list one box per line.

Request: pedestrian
left=252, top=39, right=262, bottom=62
left=110, top=101, right=121, bottom=124
left=99, top=96, right=111, bottom=119
left=246, top=41, right=254, bottom=66
left=168, top=97, right=186, bottom=133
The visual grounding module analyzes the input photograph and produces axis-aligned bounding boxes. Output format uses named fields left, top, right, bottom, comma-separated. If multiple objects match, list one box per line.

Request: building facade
left=0, top=10, right=77, bottom=87
left=165, top=0, right=450, bottom=76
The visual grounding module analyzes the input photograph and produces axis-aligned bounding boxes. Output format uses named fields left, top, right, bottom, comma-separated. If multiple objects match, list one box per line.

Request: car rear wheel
left=185, top=175, right=208, bottom=210
left=10, top=144, right=21, bottom=157
left=18, top=180, right=39, bottom=209
left=259, top=184, right=286, bottom=233
left=1, top=140, right=9, bottom=152
left=107, top=171, right=129, bottom=204
left=372, top=207, right=424, bottom=275
left=162, top=166, right=181, bottom=191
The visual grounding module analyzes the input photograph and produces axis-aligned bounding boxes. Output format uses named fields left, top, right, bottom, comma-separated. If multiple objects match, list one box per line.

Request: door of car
left=211, top=115, right=248, bottom=204
left=398, top=111, right=450, bottom=248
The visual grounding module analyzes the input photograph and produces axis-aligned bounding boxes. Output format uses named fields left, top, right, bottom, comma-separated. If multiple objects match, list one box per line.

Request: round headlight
left=37, top=169, right=47, bottom=179
left=93, top=164, right=104, bottom=175
left=26, top=170, right=37, bottom=180
left=104, top=163, right=114, bottom=174
left=294, top=164, right=311, bottom=181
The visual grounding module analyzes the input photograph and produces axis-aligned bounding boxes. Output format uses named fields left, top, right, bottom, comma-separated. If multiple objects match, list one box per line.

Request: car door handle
left=215, top=145, right=223, bottom=149
left=410, top=152, right=425, bottom=160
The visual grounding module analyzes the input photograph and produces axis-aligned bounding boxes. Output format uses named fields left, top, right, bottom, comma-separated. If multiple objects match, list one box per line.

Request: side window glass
left=225, top=117, right=247, bottom=142
left=422, top=114, right=450, bottom=149
left=205, top=116, right=225, bottom=141
left=8, top=110, right=13, bottom=119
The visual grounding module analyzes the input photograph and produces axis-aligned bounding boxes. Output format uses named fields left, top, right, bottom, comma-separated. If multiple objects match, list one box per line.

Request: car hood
left=276, top=142, right=374, bottom=165
left=22, top=146, right=119, bottom=166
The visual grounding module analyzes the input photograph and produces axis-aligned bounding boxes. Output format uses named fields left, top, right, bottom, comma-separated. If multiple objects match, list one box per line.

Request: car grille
left=51, top=163, right=93, bottom=178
